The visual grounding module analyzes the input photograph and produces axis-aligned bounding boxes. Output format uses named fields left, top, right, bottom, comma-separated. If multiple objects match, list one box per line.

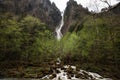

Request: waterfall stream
left=42, top=59, right=112, bottom=80
left=56, top=12, right=64, bottom=40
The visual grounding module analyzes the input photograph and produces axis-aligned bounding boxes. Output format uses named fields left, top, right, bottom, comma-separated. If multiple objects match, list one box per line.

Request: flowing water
left=0, top=60, right=112, bottom=80
left=42, top=65, right=112, bottom=80
left=56, top=12, right=64, bottom=40
left=0, top=10, right=112, bottom=80
left=41, top=60, right=112, bottom=80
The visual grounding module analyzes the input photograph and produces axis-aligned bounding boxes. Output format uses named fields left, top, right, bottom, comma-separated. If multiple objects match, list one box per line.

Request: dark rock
left=62, top=0, right=90, bottom=34
left=61, top=67, right=66, bottom=70
left=66, top=66, right=74, bottom=74
left=0, top=0, right=62, bottom=30
left=75, top=73, right=81, bottom=78
left=44, top=68, right=53, bottom=75
left=62, top=0, right=120, bottom=34
left=109, top=2, right=120, bottom=14
left=37, top=73, right=44, bottom=78
left=67, top=74, right=71, bottom=79
left=75, top=72, right=86, bottom=79
left=56, top=69, right=61, bottom=73
left=101, top=2, right=120, bottom=14
left=49, top=73, right=56, bottom=79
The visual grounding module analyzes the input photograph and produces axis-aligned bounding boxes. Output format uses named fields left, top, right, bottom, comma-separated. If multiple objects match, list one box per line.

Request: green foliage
left=0, top=15, right=56, bottom=62
left=19, top=15, right=57, bottom=62
left=0, top=15, right=22, bottom=60
left=61, top=32, right=78, bottom=53
left=76, top=16, right=102, bottom=56
left=0, top=13, right=119, bottom=74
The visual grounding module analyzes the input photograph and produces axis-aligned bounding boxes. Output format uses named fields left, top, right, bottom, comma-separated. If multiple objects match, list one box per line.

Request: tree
left=0, top=14, right=22, bottom=61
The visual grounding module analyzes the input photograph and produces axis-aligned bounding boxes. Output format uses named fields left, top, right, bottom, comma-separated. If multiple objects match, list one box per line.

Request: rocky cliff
left=0, top=0, right=61, bottom=30
left=110, top=2, right=120, bottom=14
left=62, top=0, right=90, bottom=34
left=62, top=0, right=120, bottom=34
left=101, top=2, right=120, bottom=14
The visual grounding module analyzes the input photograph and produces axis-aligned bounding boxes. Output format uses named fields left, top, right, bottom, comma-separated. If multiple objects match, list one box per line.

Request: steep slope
left=101, top=2, right=120, bottom=14
left=110, top=2, right=120, bottom=14
left=60, top=1, right=120, bottom=79
left=62, top=0, right=90, bottom=34
left=62, top=0, right=120, bottom=34
left=0, top=0, right=61, bottom=30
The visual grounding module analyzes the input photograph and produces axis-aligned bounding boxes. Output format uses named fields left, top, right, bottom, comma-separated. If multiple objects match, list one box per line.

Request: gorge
left=0, top=0, right=120, bottom=80
left=56, top=12, right=64, bottom=40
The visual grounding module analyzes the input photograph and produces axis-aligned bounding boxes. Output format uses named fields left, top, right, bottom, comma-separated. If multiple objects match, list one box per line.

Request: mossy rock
left=24, top=73, right=37, bottom=78
left=37, top=73, right=45, bottom=78
left=40, top=67, right=53, bottom=75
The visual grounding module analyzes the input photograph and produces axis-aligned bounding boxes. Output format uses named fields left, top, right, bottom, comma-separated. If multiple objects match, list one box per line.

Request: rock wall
left=62, top=0, right=90, bottom=34
left=0, top=0, right=62, bottom=30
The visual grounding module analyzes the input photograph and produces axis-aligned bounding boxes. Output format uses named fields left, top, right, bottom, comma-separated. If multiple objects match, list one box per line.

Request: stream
left=41, top=59, right=112, bottom=80
left=42, top=66, right=112, bottom=80
left=56, top=12, right=64, bottom=40
left=0, top=9, right=112, bottom=80
left=0, top=58, right=112, bottom=80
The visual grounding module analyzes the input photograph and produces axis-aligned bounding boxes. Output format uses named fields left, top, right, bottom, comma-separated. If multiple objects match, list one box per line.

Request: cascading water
left=56, top=12, right=64, bottom=40
left=42, top=59, right=112, bottom=80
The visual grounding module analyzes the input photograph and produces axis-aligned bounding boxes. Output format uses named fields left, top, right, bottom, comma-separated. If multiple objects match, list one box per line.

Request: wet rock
left=82, top=71, right=90, bottom=78
left=56, top=63, right=62, bottom=68
left=75, top=73, right=83, bottom=78
left=56, top=69, right=61, bottom=73
left=66, top=66, right=74, bottom=74
left=67, top=74, right=71, bottom=79
left=71, top=74, right=74, bottom=77
left=51, top=64, right=57, bottom=70
left=42, top=64, right=112, bottom=80
left=89, top=75, right=94, bottom=79
left=44, top=68, right=53, bottom=75
left=49, top=73, right=56, bottom=79
left=61, top=67, right=66, bottom=70
left=37, top=73, right=44, bottom=78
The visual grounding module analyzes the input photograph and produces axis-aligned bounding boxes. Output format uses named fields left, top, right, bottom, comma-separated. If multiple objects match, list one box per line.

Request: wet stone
left=56, top=69, right=61, bottom=73
left=67, top=74, right=71, bottom=79
left=49, top=73, right=56, bottom=79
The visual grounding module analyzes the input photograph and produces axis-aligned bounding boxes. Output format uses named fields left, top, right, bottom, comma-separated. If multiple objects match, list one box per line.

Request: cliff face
left=101, top=2, right=120, bottom=14
left=0, top=0, right=61, bottom=30
left=109, top=2, right=120, bottom=14
left=62, top=0, right=90, bottom=34
left=62, top=0, right=120, bottom=34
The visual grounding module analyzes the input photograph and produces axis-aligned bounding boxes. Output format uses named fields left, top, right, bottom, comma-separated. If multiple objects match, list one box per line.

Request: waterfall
left=56, top=12, right=64, bottom=40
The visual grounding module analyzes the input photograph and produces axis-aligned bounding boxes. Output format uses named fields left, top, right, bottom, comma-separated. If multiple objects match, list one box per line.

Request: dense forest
left=0, top=0, right=120, bottom=80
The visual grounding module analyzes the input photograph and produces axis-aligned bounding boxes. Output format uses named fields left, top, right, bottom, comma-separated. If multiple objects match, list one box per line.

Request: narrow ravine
left=56, top=12, right=64, bottom=40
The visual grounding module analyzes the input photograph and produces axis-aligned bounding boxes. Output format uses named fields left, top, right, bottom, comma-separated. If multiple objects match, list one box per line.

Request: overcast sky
left=50, top=0, right=120, bottom=12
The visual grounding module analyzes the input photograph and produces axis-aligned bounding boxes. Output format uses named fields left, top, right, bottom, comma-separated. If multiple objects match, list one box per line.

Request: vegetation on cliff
left=0, top=0, right=120, bottom=80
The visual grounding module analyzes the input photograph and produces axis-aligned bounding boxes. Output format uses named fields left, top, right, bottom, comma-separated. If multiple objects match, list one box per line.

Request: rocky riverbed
left=42, top=65, right=112, bottom=80
left=41, top=58, right=112, bottom=80
left=0, top=59, right=113, bottom=80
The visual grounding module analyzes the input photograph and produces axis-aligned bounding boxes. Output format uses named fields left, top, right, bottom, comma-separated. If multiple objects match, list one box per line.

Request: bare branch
left=100, top=0, right=111, bottom=8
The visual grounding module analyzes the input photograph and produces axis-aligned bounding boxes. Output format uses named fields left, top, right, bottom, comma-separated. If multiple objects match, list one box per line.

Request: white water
left=42, top=59, right=112, bottom=80
left=56, top=12, right=64, bottom=40
left=42, top=65, right=112, bottom=80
